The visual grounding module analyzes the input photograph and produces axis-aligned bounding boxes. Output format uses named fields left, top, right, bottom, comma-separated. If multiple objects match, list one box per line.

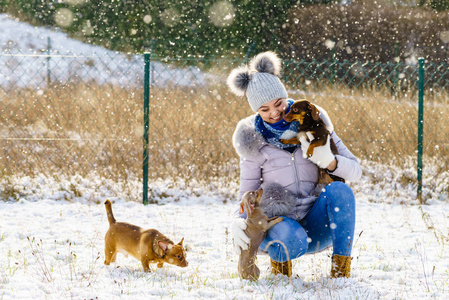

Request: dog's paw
left=280, top=137, right=299, bottom=145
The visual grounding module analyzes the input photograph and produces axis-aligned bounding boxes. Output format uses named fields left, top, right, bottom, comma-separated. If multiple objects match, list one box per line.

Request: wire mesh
left=1, top=53, right=448, bottom=191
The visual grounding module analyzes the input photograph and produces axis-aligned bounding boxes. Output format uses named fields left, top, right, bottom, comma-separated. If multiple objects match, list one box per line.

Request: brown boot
left=330, top=254, right=351, bottom=278
left=270, top=259, right=292, bottom=277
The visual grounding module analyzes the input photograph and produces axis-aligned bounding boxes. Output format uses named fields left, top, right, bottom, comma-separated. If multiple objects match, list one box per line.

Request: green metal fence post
left=417, top=58, right=424, bottom=203
left=244, top=42, right=256, bottom=63
left=143, top=53, right=150, bottom=205
left=394, top=41, right=399, bottom=94
left=330, top=41, right=336, bottom=84
left=46, top=37, right=51, bottom=86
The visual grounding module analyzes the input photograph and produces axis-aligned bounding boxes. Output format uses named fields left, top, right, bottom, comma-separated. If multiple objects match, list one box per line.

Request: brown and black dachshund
left=281, top=99, right=344, bottom=184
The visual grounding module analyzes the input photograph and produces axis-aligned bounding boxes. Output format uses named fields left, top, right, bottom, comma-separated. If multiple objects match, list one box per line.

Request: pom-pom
left=259, top=182, right=296, bottom=219
left=227, top=66, right=251, bottom=96
left=249, top=51, right=282, bottom=76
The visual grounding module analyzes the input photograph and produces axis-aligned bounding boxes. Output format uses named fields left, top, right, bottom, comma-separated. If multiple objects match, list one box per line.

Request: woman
left=227, top=51, right=362, bottom=278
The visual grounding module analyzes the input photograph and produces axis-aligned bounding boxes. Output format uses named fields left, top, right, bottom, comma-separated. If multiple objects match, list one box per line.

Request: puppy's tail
left=104, top=199, right=116, bottom=226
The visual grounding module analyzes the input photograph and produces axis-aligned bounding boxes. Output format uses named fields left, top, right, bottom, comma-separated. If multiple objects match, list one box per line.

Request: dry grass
left=0, top=83, right=143, bottom=179
left=1, top=81, right=448, bottom=188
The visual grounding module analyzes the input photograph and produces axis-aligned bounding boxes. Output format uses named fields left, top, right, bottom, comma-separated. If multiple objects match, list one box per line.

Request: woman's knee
left=321, top=181, right=356, bottom=234
left=324, top=181, right=353, bottom=196
left=259, top=217, right=308, bottom=262
left=322, top=182, right=355, bottom=206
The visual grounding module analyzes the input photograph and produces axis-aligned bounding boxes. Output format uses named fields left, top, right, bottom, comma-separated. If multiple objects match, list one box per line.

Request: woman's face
left=257, top=98, right=287, bottom=124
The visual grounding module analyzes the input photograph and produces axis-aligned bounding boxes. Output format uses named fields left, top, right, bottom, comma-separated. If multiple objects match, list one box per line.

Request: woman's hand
left=299, top=135, right=336, bottom=169
left=326, top=158, right=337, bottom=171
left=230, top=218, right=250, bottom=255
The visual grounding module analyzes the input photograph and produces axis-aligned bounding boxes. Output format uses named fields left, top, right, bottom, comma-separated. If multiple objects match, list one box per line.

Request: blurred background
left=0, top=0, right=448, bottom=203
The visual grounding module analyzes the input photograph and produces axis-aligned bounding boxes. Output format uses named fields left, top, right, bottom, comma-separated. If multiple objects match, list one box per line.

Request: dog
left=103, top=199, right=188, bottom=272
left=281, top=99, right=344, bottom=184
left=238, top=189, right=283, bottom=280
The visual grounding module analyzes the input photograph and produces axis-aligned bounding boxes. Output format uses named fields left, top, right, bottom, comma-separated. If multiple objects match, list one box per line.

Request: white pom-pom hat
left=227, top=51, right=288, bottom=112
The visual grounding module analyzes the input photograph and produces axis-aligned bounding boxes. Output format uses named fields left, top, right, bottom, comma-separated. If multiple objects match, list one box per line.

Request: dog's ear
left=309, top=103, right=320, bottom=121
left=177, top=237, right=184, bottom=247
left=243, top=198, right=253, bottom=217
left=157, top=241, right=173, bottom=255
left=255, top=188, right=263, bottom=206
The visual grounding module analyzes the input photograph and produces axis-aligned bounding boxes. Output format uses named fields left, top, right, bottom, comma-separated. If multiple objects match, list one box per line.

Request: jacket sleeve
left=238, top=155, right=266, bottom=201
left=328, top=131, right=362, bottom=182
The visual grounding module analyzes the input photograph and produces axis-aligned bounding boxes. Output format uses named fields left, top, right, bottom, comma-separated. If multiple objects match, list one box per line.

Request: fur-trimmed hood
left=232, top=103, right=334, bottom=159
left=232, top=114, right=266, bottom=159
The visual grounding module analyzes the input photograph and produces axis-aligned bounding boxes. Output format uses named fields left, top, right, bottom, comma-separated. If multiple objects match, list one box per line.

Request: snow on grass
left=1, top=168, right=448, bottom=299
left=0, top=14, right=217, bottom=89
left=1, top=12, right=449, bottom=300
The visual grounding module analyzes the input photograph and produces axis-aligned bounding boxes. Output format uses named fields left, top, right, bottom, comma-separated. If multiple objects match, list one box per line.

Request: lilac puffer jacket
left=232, top=113, right=362, bottom=221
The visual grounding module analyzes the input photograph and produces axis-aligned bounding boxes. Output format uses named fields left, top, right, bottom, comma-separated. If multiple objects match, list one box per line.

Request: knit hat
left=227, top=51, right=288, bottom=112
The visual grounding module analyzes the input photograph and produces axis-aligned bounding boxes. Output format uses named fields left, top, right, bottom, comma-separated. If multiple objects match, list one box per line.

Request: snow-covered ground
left=1, top=13, right=449, bottom=300
left=0, top=14, right=215, bottom=89
left=0, top=176, right=448, bottom=299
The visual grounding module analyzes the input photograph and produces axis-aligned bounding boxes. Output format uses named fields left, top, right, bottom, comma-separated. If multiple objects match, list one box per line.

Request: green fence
left=1, top=52, right=448, bottom=202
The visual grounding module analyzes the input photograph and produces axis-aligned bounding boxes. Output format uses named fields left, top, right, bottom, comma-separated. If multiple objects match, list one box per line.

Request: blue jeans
left=259, top=181, right=356, bottom=262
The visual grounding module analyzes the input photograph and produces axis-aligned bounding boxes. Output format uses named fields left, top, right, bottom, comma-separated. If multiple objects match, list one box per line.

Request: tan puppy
left=103, top=199, right=188, bottom=272
left=238, top=189, right=283, bottom=280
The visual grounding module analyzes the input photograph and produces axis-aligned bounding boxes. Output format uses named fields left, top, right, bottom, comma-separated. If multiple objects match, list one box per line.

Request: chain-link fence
left=1, top=52, right=448, bottom=200
left=0, top=52, right=145, bottom=181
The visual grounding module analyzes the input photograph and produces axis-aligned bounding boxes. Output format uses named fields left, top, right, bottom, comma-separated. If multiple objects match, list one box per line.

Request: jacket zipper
left=290, top=150, right=301, bottom=197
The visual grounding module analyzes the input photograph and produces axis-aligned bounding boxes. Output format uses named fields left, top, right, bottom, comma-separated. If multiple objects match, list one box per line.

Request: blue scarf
left=254, top=99, right=300, bottom=151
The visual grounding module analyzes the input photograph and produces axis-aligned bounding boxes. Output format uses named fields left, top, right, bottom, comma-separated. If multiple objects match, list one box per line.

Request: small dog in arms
left=281, top=99, right=344, bottom=184
left=103, top=199, right=188, bottom=272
